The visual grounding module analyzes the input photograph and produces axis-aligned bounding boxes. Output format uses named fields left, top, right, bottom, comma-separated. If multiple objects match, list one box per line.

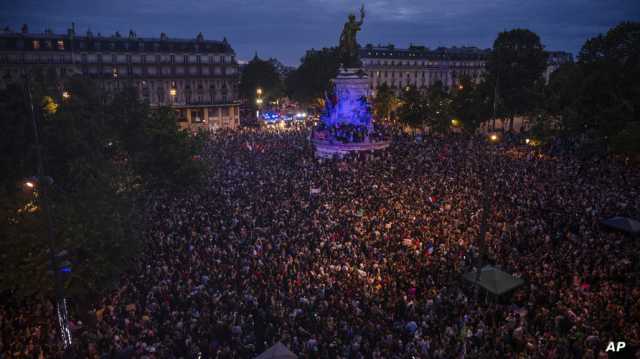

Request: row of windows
left=363, top=59, right=484, bottom=67
left=365, top=50, right=488, bottom=59
left=31, top=39, right=65, bottom=50
left=80, top=54, right=233, bottom=65
left=140, top=79, right=234, bottom=90
left=139, top=88, right=233, bottom=105
left=76, top=40, right=227, bottom=53
left=4, top=38, right=230, bottom=54
left=81, top=65, right=236, bottom=77
left=368, top=70, right=481, bottom=79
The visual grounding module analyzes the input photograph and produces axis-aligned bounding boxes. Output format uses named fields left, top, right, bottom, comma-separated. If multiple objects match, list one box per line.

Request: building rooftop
left=0, top=25, right=234, bottom=54
left=360, top=44, right=491, bottom=60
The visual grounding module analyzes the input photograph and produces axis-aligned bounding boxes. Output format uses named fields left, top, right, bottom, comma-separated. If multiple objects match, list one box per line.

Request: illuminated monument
left=312, top=5, right=390, bottom=158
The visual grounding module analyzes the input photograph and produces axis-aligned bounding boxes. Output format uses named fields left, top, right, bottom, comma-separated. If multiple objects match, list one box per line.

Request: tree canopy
left=486, top=29, right=548, bottom=127
left=372, top=83, right=399, bottom=123
left=0, top=76, right=205, bottom=300
left=540, top=21, right=640, bottom=154
left=240, top=55, right=284, bottom=107
left=285, top=47, right=340, bottom=107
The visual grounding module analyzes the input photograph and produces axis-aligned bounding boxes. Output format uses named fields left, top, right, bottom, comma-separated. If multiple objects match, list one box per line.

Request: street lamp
left=62, top=91, right=70, bottom=99
left=473, top=134, right=500, bottom=300
left=256, top=88, right=264, bottom=120
left=169, top=87, right=177, bottom=104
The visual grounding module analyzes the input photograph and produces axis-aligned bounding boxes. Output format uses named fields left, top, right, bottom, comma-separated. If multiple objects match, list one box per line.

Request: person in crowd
left=2, top=127, right=639, bottom=358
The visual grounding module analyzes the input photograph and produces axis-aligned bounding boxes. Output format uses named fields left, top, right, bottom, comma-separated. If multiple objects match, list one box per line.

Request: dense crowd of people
left=2, top=127, right=639, bottom=358
left=314, top=123, right=388, bottom=144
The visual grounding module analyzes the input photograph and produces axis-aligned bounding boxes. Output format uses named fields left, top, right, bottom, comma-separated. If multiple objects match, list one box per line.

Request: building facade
left=360, top=45, right=489, bottom=95
left=360, top=44, right=573, bottom=95
left=0, top=24, right=240, bottom=131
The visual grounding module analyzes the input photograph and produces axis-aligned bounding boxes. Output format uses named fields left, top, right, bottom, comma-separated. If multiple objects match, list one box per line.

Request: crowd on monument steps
left=2, top=128, right=639, bottom=358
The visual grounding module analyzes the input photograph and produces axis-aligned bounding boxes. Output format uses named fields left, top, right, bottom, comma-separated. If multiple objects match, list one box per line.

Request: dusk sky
left=2, top=0, right=639, bottom=66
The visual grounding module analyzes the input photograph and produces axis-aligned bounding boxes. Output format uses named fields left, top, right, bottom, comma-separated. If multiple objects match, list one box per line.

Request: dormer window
left=32, top=40, right=40, bottom=50
left=57, top=40, right=64, bottom=50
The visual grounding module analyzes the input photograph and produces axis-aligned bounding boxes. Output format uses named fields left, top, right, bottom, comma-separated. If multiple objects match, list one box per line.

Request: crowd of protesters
left=2, top=127, right=639, bottom=358
left=313, top=123, right=389, bottom=144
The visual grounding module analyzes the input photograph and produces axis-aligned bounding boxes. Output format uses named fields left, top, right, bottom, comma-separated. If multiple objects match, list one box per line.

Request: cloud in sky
left=1, top=0, right=638, bottom=65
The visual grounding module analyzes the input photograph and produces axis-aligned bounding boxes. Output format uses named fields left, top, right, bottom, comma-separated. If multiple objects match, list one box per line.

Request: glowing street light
left=62, top=91, right=70, bottom=99
left=451, top=118, right=460, bottom=127
left=256, top=88, right=262, bottom=96
left=23, top=176, right=53, bottom=190
left=489, top=134, right=498, bottom=142
left=525, top=138, right=531, bottom=145
left=256, top=98, right=264, bottom=105
left=458, top=84, right=464, bottom=91
left=169, top=88, right=177, bottom=97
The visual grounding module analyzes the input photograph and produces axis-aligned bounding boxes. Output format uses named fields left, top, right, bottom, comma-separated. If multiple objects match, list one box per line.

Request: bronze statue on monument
left=338, top=5, right=365, bottom=68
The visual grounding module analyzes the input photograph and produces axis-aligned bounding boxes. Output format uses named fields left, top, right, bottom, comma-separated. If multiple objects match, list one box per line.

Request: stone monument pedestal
left=312, top=67, right=389, bottom=158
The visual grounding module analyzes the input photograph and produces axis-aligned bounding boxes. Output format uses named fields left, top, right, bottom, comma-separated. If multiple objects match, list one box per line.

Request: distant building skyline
left=2, top=0, right=637, bottom=66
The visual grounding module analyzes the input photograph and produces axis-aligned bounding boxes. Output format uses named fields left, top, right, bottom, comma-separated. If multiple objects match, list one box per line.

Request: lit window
left=57, top=40, right=64, bottom=50
left=33, top=40, right=40, bottom=50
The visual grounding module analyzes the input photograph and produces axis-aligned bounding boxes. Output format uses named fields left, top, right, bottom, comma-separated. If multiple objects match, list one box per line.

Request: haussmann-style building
left=0, top=24, right=240, bottom=131
left=359, top=44, right=573, bottom=95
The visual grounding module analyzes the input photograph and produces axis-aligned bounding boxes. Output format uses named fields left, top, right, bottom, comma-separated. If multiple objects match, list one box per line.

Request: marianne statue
left=338, top=5, right=365, bottom=68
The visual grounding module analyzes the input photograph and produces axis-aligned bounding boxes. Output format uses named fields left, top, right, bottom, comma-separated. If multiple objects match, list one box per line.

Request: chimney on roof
left=68, top=23, right=75, bottom=37
left=115, top=31, right=121, bottom=38
left=196, top=32, right=204, bottom=42
left=160, top=32, right=167, bottom=41
left=21, top=24, right=28, bottom=34
left=129, top=30, right=136, bottom=39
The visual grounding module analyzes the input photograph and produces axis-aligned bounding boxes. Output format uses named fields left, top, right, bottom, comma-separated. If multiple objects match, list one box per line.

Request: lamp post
left=256, top=88, right=263, bottom=120
left=24, top=74, right=72, bottom=350
left=474, top=134, right=500, bottom=301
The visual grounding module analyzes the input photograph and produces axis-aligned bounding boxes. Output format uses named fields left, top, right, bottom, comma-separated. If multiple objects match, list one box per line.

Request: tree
left=133, top=106, right=206, bottom=187
left=424, top=81, right=453, bottom=134
left=0, top=76, right=206, bottom=301
left=0, top=78, right=142, bottom=301
left=451, top=76, right=492, bottom=134
left=285, top=47, right=340, bottom=106
left=372, top=83, right=399, bottom=123
left=576, top=22, right=639, bottom=154
left=542, top=22, right=640, bottom=155
left=486, top=29, right=548, bottom=130
left=397, top=86, right=428, bottom=130
left=239, top=55, right=284, bottom=107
